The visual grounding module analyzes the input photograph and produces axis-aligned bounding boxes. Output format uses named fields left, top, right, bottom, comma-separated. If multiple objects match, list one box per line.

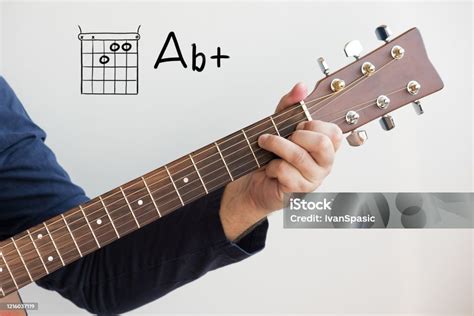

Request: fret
left=79, top=205, right=101, bottom=249
left=28, top=225, right=64, bottom=272
left=299, top=100, right=313, bottom=121
left=189, top=154, right=208, bottom=194
left=270, top=115, right=281, bottom=136
left=102, top=188, right=140, bottom=235
left=0, top=249, right=19, bottom=290
left=142, top=177, right=162, bottom=217
left=0, top=245, right=19, bottom=298
left=10, top=238, right=33, bottom=283
left=99, top=196, right=121, bottom=239
left=273, top=105, right=308, bottom=137
left=63, top=208, right=99, bottom=256
left=241, top=129, right=260, bottom=168
left=240, top=118, right=277, bottom=173
left=164, top=165, right=184, bottom=206
left=144, top=170, right=183, bottom=217
left=45, top=217, right=81, bottom=265
left=0, top=247, right=17, bottom=297
left=43, top=223, right=65, bottom=266
left=120, top=186, right=141, bottom=228
left=214, top=142, right=234, bottom=181
left=193, top=144, right=233, bottom=191
left=167, top=156, right=206, bottom=205
left=26, top=230, right=49, bottom=274
left=61, top=214, right=83, bottom=257
left=11, top=232, right=48, bottom=282
left=80, top=197, right=120, bottom=248
left=121, top=178, right=160, bottom=227
left=2, top=239, right=39, bottom=291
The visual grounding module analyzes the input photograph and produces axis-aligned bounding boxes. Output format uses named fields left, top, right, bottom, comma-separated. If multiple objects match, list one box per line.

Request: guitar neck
left=0, top=102, right=311, bottom=297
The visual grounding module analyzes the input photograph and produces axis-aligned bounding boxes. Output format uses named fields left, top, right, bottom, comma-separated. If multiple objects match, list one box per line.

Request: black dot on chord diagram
left=99, top=55, right=110, bottom=65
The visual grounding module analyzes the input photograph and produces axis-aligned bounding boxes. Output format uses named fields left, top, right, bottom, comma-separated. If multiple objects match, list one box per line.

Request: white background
left=0, top=1, right=473, bottom=315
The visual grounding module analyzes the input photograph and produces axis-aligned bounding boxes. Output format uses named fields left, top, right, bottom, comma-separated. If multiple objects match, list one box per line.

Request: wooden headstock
left=303, top=27, right=444, bottom=144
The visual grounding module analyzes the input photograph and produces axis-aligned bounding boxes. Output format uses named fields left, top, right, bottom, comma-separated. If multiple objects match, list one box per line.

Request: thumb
left=275, top=82, right=308, bottom=113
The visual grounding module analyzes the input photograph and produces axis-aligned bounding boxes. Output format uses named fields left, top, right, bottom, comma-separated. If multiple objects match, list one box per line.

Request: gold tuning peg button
left=346, top=130, right=368, bottom=147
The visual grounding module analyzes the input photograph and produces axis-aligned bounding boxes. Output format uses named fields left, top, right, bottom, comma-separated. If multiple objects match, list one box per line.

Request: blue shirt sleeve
left=0, top=76, right=268, bottom=314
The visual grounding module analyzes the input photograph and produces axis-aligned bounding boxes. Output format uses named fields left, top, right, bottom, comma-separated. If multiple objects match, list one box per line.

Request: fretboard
left=0, top=102, right=310, bottom=297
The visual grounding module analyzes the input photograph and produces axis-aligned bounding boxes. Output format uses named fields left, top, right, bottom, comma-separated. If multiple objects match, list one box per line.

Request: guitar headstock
left=304, top=26, right=444, bottom=146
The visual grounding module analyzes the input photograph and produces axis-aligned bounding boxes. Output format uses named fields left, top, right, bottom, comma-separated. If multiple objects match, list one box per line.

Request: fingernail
left=258, top=134, right=270, bottom=145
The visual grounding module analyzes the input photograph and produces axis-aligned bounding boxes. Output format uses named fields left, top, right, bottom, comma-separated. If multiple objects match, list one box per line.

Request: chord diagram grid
left=78, top=29, right=140, bottom=95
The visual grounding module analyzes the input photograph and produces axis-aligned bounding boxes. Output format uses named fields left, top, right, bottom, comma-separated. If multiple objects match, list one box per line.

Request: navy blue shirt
left=0, top=77, right=268, bottom=314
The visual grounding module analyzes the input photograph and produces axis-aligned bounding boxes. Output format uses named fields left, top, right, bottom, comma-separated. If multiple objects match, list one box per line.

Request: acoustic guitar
left=0, top=26, right=444, bottom=311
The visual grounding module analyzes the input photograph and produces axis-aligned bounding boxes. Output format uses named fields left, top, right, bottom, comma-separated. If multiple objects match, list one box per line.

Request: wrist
left=219, top=179, right=267, bottom=241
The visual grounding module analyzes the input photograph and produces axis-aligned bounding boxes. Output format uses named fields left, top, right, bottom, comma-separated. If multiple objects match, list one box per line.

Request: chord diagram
left=78, top=27, right=141, bottom=95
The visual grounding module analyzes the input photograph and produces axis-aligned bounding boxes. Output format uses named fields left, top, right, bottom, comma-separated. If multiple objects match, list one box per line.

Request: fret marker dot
left=96, top=219, right=102, bottom=225
left=138, top=200, right=143, bottom=206
left=48, top=256, right=53, bottom=262
left=37, top=233, right=43, bottom=239
left=183, top=177, right=189, bottom=183
left=0, top=267, right=3, bottom=272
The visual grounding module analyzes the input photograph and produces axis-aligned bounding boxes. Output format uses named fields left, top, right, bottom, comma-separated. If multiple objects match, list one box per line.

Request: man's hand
left=219, top=83, right=343, bottom=241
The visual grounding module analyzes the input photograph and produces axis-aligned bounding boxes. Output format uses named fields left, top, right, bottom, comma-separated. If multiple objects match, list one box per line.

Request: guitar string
left=68, top=86, right=408, bottom=225
left=7, top=56, right=396, bottom=244
left=16, top=57, right=384, bottom=232
left=0, top=86, right=408, bottom=277
left=0, top=80, right=343, bottom=255
left=0, top=65, right=403, bottom=270
left=1, top=84, right=406, bottom=283
left=2, top=91, right=408, bottom=288
left=52, top=56, right=397, bottom=225
left=0, top=57, right=400, bottom=271
left=80, top=56, right=397, bottom=213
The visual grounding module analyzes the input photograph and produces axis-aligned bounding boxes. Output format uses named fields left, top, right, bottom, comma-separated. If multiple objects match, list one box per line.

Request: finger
left=265, top=159, right=314, bottom=192
left=288, top=130, right=335, bottom=168
left=258, top=134, right=322, bottom=182
left=275, top=82, right=308, bottom=112
left=296, top=120, right=343, bottom=152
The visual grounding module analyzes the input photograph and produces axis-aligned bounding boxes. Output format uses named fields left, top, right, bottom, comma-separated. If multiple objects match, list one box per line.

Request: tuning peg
left=346, top=130, right=368, bottom=146
left=317, top=57, right=330, bottom=76
left=375, top=25, right=392, bottom=42
left=412, top=100, right=424, bottom=115
left=380, top=115, right=396, bottom=131
left=344, top=40, right=363, bottom=60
